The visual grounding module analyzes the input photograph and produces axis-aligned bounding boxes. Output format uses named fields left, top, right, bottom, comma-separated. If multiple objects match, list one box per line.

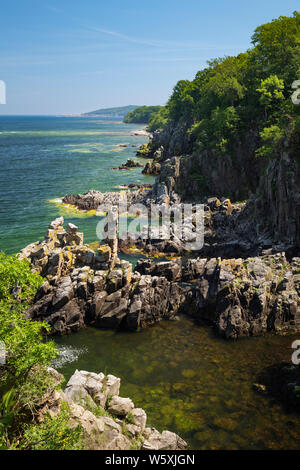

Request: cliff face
left=248, top=147, right=300, bottom=245
left=150, top=122, right=263, bottom=201
left=147, top=122, right=300, bottom=247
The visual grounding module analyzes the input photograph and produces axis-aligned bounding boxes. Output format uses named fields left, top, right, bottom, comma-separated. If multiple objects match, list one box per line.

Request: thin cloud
left=87, top=25, right=244, bottom=51
left=41, top=4, right=248, bottom=53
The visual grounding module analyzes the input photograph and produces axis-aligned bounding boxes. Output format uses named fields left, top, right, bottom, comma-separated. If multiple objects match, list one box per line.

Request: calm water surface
left=54, top=318, right=300, bottom=450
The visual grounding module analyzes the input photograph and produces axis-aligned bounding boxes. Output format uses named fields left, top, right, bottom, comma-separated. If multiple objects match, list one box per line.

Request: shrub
left=0, top=252, right=82, bottom=450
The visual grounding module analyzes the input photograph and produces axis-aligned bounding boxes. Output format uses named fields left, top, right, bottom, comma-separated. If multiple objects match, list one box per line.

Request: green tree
left=256, top=75, right=285, bottom=119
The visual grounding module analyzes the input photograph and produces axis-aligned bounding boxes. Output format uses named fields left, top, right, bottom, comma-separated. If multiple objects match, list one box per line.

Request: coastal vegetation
left=123, top=105, right=162, bottom=124
left=147, top=12, right=300, bottom=156
left=0, top=252, right=82, bottom=450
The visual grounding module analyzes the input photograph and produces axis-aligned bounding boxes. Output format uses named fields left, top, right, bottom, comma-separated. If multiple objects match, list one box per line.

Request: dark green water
left=0, top=115, right=153, bottom=254
left=54, top=318, right=300, bottom=450
left=1, top=116, right=299, bottom=450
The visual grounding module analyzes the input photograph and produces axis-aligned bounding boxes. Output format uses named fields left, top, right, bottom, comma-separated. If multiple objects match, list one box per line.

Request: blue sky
left=0, top=0, right=299, bottom=114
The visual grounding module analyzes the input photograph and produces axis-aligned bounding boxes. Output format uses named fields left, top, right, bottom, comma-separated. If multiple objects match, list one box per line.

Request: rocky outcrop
left=182, top=254, right=300, bottom=339
left=141, top=120, right=300, bottom=250
left=142, top=122, right=262, bottom=201
left=62, top=189, right=145, bottom=212
left=142, top=160, right=161, bottom=176
left=135, top=254, right=300, bottom=339
left=41, top=368, right=187, bottom=450
left=236, top=146, right=300, bottom=247
left=112, top=159, right=144, bottom=171
left=20, top=216, right=300, bottom=339
left=22, top=218, right=183, bottom=335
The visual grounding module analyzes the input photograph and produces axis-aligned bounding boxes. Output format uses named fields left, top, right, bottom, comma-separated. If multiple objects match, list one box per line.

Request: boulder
left=132, top=408, right=147, bottom=433
left=142, top=429, right=187, bottom=450
left=49, top=217, right=64, bottom=230
left=107, top=396, right=134, bottom=417
left=52, top=276, right=74, bottom=309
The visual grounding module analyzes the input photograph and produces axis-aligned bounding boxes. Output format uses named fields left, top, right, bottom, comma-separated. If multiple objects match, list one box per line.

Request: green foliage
left=19, top=403, right=82, bottom=450
left=0, top=252, right=43, bottom=303
left=256, top=75, right=285, bottom=119
left=192, top=106, right=240, bottom=153
left=148, top=106, right=169, bottom=131
left=0, top=253, right=81, bottom=450
left=0, top=253, right=57, bottom=387
left=203, top=54, right=248, bottom=106
left=155, top=12, right=300, bottom=158
left=256, top=125, right=285, bottom=158
left=251, top=11, right=300, bottom=83
left=123, top=105, right=162, bottom=124
left=125, top=411, right=136, bottom=425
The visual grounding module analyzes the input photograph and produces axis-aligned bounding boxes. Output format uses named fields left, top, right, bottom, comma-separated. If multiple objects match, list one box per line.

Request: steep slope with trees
left=123, top=105, right=162, bottom=124
left=144, top=12, right=300, bottom=245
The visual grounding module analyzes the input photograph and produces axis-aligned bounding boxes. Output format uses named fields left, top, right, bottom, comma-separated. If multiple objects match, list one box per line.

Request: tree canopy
left=123, top=105, right=163, bottom=124
left=148, top=11, right=300, bottom=157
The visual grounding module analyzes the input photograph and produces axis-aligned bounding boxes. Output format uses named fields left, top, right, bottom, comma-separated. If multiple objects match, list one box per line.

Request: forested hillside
left=123, top=105, right=162, bottom=124
left=145, top=12, right=300, bottom=244
left=148, top=11, right=300, bottom=159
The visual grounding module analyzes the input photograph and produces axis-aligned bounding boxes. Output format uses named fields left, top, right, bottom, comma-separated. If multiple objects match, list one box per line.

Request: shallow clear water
left=54, top=318, right=300, bottom=450
left=0, top=115, right=153, bottom=254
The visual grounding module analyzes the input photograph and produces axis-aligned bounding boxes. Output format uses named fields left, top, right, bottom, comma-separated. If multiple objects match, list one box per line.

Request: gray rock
left=107, top=396, right=134, bottom=417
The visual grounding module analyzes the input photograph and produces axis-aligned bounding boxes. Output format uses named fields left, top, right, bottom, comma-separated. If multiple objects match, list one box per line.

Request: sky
left=0, top=0, right=299, bottom=115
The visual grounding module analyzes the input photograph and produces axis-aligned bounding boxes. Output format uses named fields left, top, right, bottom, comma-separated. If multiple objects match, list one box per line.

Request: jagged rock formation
left=145, top=125, right=262, bottom=201
left=136, top=255, right=300, bottom=339
left=21, top=218, right=182, bottom=335
left=141, top=126, right=300, bottom=249
left=20, top=217, right=300, bottom=339
left=142, top=160, right=161, bottom=176
left=238, top=147, right=300, bottom=247
left=41, top=368, right=187, bottom=450
left=181, top=255, right=300, bottom=339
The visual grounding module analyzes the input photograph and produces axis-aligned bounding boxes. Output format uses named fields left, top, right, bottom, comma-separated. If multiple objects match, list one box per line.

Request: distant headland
left=82, top=105, right=139, bottom=118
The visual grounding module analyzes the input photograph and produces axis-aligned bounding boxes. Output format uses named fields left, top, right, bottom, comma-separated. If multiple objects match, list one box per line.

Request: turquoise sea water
left=0, top=115, right=153, bottom=254
left=1, top=116, right=299, bottom=450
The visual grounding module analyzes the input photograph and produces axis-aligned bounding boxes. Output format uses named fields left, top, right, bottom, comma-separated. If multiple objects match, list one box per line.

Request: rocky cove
left=6, top=112, right=300, bottom=450
left=17, top=173, right=300, bottom=449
